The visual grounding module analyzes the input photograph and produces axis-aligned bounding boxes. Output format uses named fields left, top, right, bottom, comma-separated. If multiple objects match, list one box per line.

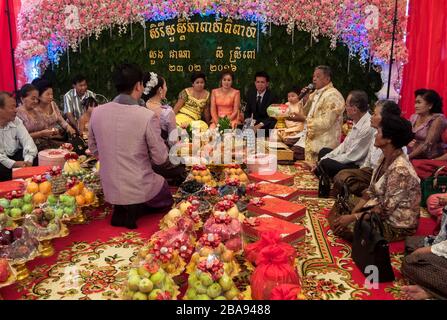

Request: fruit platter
left=0, top=191, right=34, bottom=222
left=22, top=209, right=68, bottom=258
left=24, top=174, right=54, bottom=207
left=0, top=258, right=17, bottom=289
left=122, top=260, right=180, bottom=300
left=0, top=226, right=39, bottom=280
left=184, top=255, right=241, bottom=300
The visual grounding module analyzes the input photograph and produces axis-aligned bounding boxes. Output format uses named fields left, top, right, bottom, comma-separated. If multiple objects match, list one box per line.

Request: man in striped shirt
left=63, top=74, right=96, bottom=132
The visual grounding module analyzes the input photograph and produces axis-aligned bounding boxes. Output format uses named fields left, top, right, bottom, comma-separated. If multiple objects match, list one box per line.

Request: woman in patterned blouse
left=18, top=80, right=75, bottom=150
left=333, top=115, right=421, bottom=242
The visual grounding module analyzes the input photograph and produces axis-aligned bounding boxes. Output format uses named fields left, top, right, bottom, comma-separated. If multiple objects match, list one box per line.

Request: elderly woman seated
left=331, top=115, right=421, bottom=242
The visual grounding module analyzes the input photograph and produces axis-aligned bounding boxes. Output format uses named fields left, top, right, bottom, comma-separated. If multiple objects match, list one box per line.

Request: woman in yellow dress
left=210, top=71, right=241, bottom=129
left=174, top=73, right=210, bottom=131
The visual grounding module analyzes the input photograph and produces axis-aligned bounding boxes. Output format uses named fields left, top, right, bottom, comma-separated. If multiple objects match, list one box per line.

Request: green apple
left=196, top=294, right=211, bottom=300
left=10, top=208, right=22, bottom=218
left=0, top=198, right=10, bottom=208
left=148, top=289, right=163, bottom=300
left=149, top=271, right=165, bottom=286
left=5, top=209, right=11, bottom=216
left=137, top=266, right=151, bottom=279
left=10, top=198, right=23, bottom=209
left=214, top=296, right=227, bottom=300
left=186, top=288, right=197, bottom=300
left=199, top=272, right=213, bottom=287
left=23, top=194, right=33, bottom=204
left=138, top=278, right=154, bottom=293
left=45, top=208, right=55, bottom=220
left=132, top=292, right=147, bottom=300
left=59, top=195, right=68, bottom=203
left=218, top=274, right=233, bottom=291
left=188, top=273, right=198, bottom=287
left=127, top=275, right=141, bottom=291
left=54, top=208, right=64, bottom=218
left=47, top=195, right=58, bottom=205
left=21, top=204, right=33, bottom=215
left=194, top=282, right=208, bottom=294
left=224, top=287, right=239, bottom=300
left=64, top=207, right=74, bottom=215
left=65, top=196, right=76, bottom=207
left=206, top=283, right=222, bottom=298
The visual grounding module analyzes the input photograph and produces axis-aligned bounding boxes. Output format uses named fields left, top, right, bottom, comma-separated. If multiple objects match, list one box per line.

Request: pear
left=218, top=274, right=233, bottom=291
left=132, top=292, right=147, bottom=300
left=199, top=272, right=214, bottom=287
left=138, top=278, right=154, bottom=293
left=127, top=275, right=141, bottom=291
left=207, top=283, right=222, bottom=298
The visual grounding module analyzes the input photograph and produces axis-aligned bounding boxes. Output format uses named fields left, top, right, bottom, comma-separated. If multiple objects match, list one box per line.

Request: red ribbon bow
left=204, top=186, right=218, bottom=196
left=223, top=194, right=239, bottom=203
left=60, top=143, right=74, bottom=151
left=151, top=240, right=174, bottom=263
left=64, top=152, right=79, bottom=161
left=5, top=190, right=24, bottom=200
left=215, top=200, right=235, bottom=212
left=47, top=166, right=62, bottom=177
left=246, top=183, right=260, bottom=192
left=197, top=259, right=224, bottom=281
left=243, top=217, right=260, bottom=227
left=249, top=198, right=265, bottom=207
left=192, top=165, right=207, bottom=171
left=198, top=233, right=222, bottom=248
left=225, top=178, right=240, bottom=186
left=32, top=174, right=47, bottom=184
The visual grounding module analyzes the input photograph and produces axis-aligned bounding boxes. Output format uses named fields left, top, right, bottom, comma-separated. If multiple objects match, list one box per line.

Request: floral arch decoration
left=16, top=0, right=408, bottom=80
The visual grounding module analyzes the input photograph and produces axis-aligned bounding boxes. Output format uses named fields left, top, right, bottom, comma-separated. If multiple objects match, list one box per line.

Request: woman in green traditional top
left=174, top=72, right=210, bottom=131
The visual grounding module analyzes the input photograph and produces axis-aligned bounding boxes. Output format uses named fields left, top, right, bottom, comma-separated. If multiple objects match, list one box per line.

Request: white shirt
left=321, top=112, right=375, bottom=165
left=362, top=133, right=408, bottom=170
left=295, top=88, right=325, bottom=148
left=0, top=117, right=38, bottom=169
left=432, top=240, right=447, bottom=259
left=256, top=90, right=266, bottom=102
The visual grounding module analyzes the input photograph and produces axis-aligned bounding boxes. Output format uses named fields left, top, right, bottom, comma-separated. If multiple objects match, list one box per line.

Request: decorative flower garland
left=16, top=0, right=408, bottom=75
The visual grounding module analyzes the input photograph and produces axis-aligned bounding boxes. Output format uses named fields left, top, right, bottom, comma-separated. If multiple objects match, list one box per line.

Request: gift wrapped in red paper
left=270, top=284, right=305, bottom=300
left=247, top=196, right=306, bottom=222
left=248, top=171, right=294, bottom=186
left=247, top=182, right=300, bottom=201
left=243, top=215, right=306, bottom=244
left=251, top=245, right=300, bottom=300
left=12, top=166, right=52, bottom=180
left=245, top=231, right=296, bottom=266
left=0, top=181, right=24, bottom=198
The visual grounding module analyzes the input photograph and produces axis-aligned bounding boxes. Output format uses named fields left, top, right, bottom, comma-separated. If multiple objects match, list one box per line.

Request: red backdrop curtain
left=0, top=0, right=22, bottom=93
left=400, top=0, right=447, bottom=118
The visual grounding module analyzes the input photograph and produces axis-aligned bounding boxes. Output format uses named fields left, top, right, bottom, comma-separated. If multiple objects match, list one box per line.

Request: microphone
left=298, top=84, right=315, bottom=100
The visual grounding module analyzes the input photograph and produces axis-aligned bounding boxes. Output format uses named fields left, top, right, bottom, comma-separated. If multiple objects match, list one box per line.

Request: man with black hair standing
left=88, top=63, right=173, bottom=229
left=243, top=71, right=278, bottom=132
left=64, top=74, right=96, bottom=131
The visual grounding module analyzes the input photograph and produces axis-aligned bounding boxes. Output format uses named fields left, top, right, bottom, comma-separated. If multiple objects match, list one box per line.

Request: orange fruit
left=84, top=191, right=95, bottom=204
left=67, top=185, right=80, bottom=196
left=39, top=181, right=52, bottom=195
left=26, top=182, right=39, bottom=194
left=75, top=195, right=86, bottom=206
left=33, top=192, right=46, bottom=205
left=77, top=182, right=85, bottom=192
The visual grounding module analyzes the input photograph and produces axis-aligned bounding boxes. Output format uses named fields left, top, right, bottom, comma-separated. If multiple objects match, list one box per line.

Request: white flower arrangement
left=144, top=72, right=158, bottom=95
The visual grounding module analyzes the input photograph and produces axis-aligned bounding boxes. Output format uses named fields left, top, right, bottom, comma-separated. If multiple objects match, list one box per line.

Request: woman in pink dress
left=18, top=80, right=75, bottom=150
left=210, top=71, right=241, bottom=129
